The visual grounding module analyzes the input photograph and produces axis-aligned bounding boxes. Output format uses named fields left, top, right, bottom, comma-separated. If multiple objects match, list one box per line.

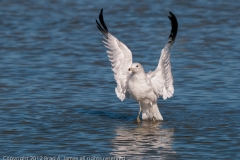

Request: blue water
left=0, top=0, right=240, bottom=159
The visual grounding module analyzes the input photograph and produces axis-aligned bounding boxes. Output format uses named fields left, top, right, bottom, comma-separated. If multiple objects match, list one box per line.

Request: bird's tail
left=141, top=102, right=163, bottom=121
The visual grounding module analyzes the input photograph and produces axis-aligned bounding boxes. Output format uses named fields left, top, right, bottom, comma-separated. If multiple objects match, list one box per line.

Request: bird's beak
left=128, top=68, right=134, bottom=71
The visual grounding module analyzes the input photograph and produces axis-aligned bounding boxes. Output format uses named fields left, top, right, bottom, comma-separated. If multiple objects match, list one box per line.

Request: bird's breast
left=128, top=76, right=155, bottom=101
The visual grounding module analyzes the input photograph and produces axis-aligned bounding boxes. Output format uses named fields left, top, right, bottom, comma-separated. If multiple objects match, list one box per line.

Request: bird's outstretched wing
left=96, top=9, right=133, bottom=101
left=147, top=12, right=178, bottom=100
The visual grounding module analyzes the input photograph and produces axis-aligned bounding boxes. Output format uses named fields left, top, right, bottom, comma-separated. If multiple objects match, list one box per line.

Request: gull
left=96, top=9, right=178, bottom=122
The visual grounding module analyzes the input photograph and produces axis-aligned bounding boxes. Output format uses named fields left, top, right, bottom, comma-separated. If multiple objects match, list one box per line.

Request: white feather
left=104, top=33, right=132, bottom=101
left=147, top=43, right=174, bottom=100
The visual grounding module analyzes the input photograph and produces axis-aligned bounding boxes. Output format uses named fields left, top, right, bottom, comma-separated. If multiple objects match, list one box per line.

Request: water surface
left=0, top=0, right=239, bottom=159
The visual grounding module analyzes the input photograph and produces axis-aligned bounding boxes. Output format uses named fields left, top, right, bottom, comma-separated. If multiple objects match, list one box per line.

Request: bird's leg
left=150, top=102, right=156, bottom=123
left=137, top=102, right=142, bottom=123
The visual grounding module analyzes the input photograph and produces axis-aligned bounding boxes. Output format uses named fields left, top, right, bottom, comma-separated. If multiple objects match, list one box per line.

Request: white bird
left=96, top=9, right=178, bottom=122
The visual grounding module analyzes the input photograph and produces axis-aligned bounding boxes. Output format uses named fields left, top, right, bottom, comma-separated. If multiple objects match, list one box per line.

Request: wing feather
left=96, top=9, right=132, bottom=101
left=148, top=12, right=178, bottom=100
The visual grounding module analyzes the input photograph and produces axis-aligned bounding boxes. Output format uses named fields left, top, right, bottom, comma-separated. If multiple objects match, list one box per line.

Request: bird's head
left=129, top=63, right=144, bottom=73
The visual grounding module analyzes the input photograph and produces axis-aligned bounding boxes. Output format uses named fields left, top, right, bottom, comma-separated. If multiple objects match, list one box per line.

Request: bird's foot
left=152, top=116, right=156, bottom=123
left=137, top=117, right=141, bottom=123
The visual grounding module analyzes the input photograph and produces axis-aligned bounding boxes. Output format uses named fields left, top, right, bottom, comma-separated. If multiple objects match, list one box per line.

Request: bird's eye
left=136, top=65, right=138, bottom=67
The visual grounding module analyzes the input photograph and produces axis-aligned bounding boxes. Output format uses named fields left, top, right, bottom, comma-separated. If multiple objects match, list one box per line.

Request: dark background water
left=0, top=0, right=239, bottom=159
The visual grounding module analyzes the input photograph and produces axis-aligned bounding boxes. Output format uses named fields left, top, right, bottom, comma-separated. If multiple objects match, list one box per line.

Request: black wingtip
left=96, top=9, right=109, bottom=37
left=99, top=9, right=108, bottom=31
left=168, top=11, right=178, bottom=43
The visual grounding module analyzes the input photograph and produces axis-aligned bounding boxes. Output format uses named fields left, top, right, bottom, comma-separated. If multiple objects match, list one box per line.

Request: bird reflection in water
left=110, top=121, right=176, bottom=159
